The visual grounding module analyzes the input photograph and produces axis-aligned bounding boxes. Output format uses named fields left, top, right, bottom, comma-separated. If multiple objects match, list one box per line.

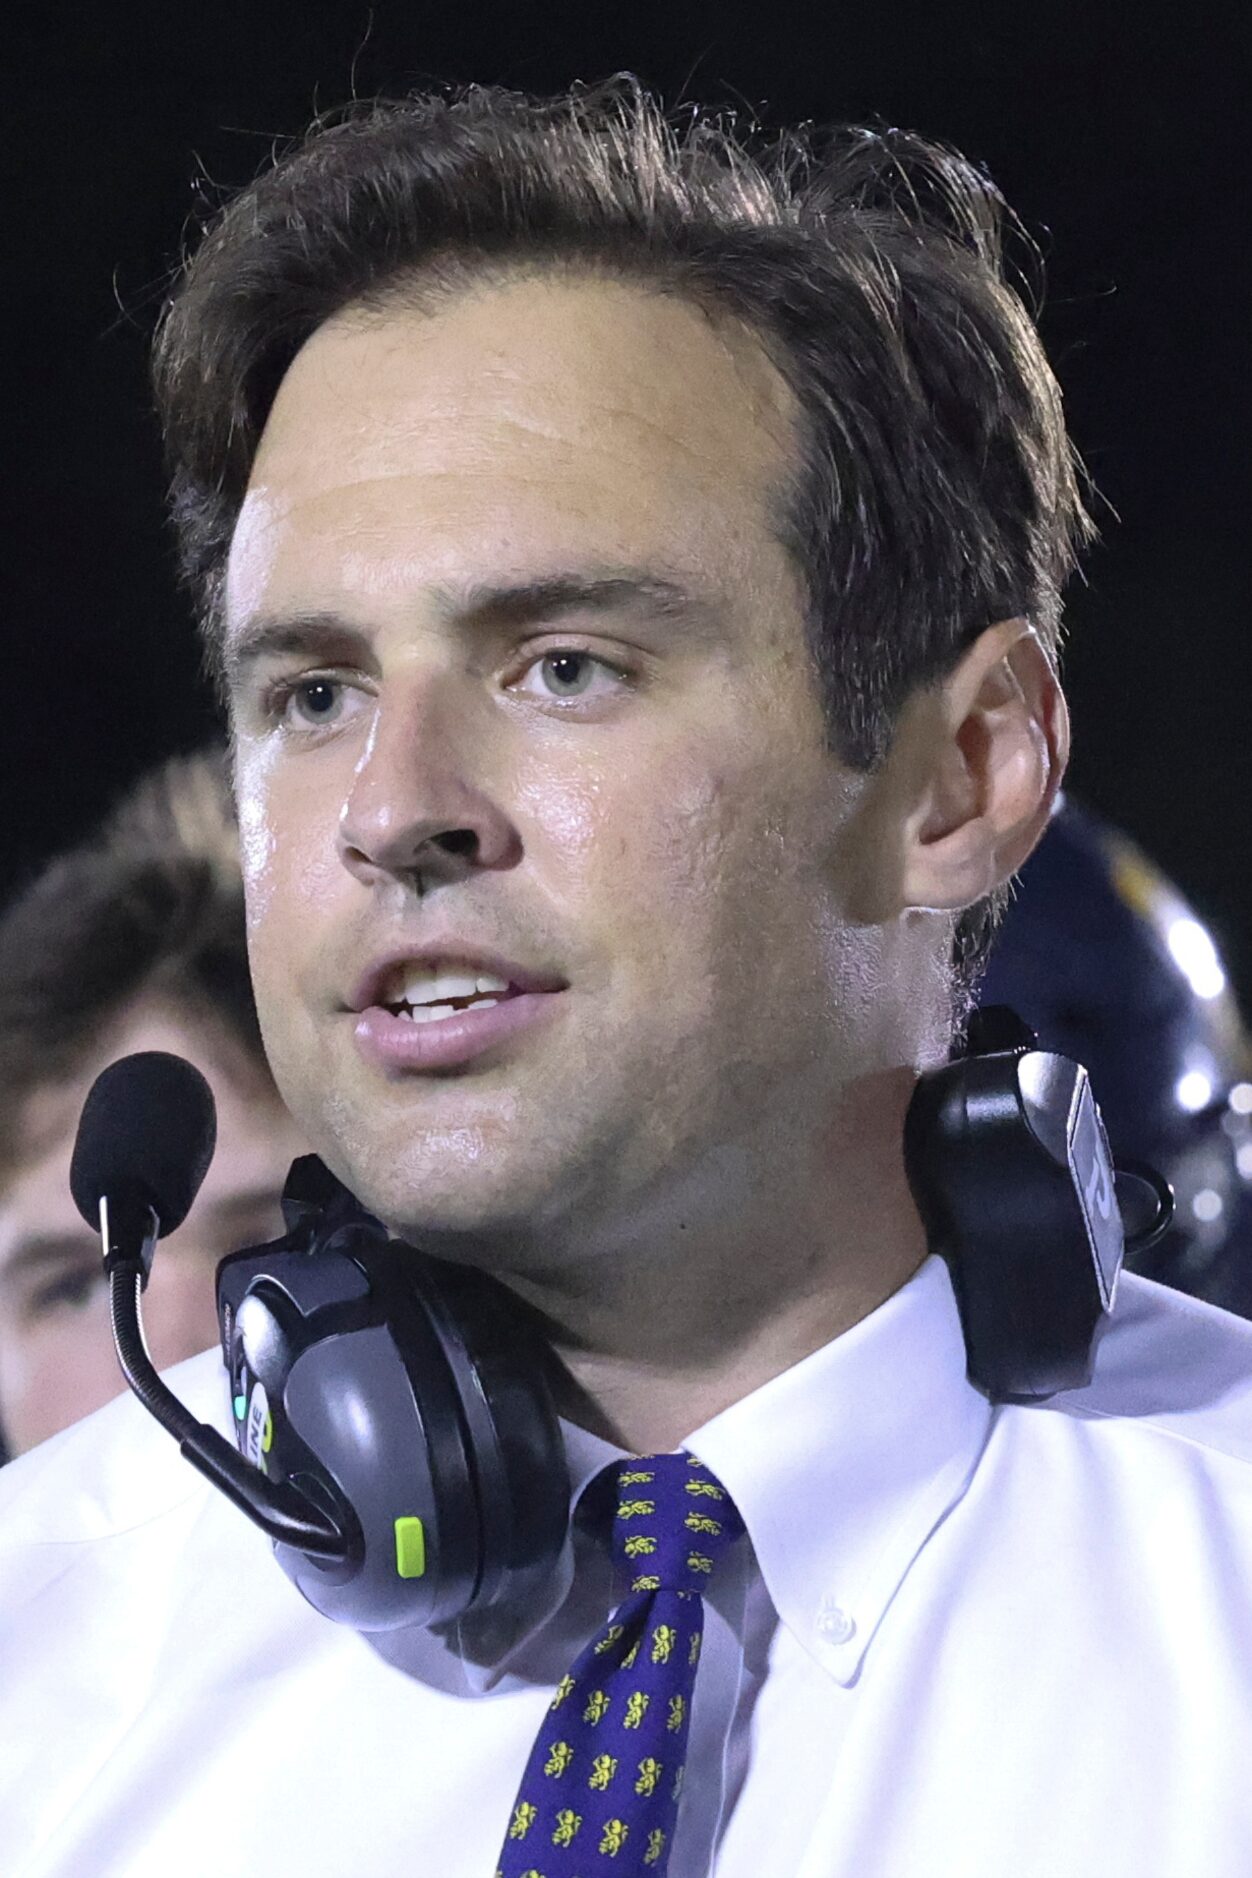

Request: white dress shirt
left=3, top=1254, right=1252, bottom=1877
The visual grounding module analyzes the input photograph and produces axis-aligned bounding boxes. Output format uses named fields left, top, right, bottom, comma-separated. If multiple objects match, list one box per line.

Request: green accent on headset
left=233, top=1395, right=246, bottom=1421
left=394, top=1516, right=427, bottom=1579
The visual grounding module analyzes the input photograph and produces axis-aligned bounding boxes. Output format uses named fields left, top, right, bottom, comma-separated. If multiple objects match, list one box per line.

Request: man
left=0, top=751, right=302, bottom=1455
left=3, top=82, right=1251, bottom=1877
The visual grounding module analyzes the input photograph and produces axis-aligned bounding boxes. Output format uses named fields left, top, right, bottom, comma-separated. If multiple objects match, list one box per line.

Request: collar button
left=816, top=1596, right=856, bottom=1645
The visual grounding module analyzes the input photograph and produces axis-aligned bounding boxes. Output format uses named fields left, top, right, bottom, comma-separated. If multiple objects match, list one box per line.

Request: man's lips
left=353, top=991, right=563, bottom=1073
left=345, top=942, right=568, bottom=1073
left=346, top=944, right=567, bottom=1015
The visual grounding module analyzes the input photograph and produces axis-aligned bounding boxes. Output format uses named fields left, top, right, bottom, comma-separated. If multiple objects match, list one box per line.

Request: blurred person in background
left=0, top=750, right=303, bottom=1458
left=979, top=793, right=1252, bottom=1313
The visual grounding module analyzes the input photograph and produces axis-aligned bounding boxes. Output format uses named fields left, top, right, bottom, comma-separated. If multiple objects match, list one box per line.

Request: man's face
left=226, top=274, right=887, bottom=1262
left=0, top=1001, right=301, bottom=1455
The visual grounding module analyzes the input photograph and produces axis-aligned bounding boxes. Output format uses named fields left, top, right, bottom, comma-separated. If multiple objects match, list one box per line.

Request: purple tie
left=495, top=1451, right=744, bottom=1876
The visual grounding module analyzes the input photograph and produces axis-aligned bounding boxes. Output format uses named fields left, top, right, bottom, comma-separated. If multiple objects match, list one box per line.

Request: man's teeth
left=387, top=965, right=511, bottom=1019
left=403, top=968, right=509, bottom=1003
left=396, top=1000, right=500, bottom=1024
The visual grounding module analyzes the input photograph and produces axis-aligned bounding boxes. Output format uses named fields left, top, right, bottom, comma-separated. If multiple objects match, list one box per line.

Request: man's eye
left=29, top=1268, right=103, bottom=1319
left=517, top=652, right=626, bottom=701
left=288, top=679, right=343, bottom=723
left=267, top=677, right=354, bottom=729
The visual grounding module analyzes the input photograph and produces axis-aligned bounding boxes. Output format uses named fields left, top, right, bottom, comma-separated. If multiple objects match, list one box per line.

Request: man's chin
left=283, top=1058, right=625, bottom=1255
left=331, top=1150, right=571, bottom=1256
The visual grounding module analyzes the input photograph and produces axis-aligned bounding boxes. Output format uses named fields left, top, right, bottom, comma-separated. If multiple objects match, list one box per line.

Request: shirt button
left=816, top=1596, right=856, bottom=1644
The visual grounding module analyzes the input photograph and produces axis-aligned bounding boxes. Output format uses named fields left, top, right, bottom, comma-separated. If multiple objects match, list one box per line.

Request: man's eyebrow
left=0, top=1231, right=96, bottom=1293
left=224, top=570, right=718, bottom=680
left=223, top=614, right=372, bottom=683
left=455, top=572, right=714, bottom=631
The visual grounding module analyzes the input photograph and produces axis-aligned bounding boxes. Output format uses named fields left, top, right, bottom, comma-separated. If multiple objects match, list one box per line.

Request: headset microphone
left=69, top=1052, right=348, bottom=1559
left=72, top=1016, right=1172, bottom=1635
left=71, top=1051, right=569, bottom=1631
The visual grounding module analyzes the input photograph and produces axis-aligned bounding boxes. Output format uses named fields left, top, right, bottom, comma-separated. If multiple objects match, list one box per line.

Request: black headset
left=70, top=1007, right=1171, bottom=1635
left=214, top=1159, right=568, bottom=1631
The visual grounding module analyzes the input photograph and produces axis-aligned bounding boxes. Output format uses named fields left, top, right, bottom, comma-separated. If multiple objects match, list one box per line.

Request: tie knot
left=611, top=1451, right=744, bottom=1594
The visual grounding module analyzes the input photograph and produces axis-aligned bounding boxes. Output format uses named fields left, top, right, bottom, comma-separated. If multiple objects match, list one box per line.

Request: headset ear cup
left=405, top=1256, right=570, bottom=1613
left=365, top=1253, right=487, bottom=1611
left=219, top=1229, right=489, bottom=1630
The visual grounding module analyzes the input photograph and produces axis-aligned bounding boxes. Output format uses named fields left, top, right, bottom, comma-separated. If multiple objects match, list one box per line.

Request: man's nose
left=337, top=682, right=521, bottom=889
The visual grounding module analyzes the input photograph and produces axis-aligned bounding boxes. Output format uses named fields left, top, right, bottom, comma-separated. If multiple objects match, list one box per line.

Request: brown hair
left=0, top=749, right=267, bottom=1178
left=153, top=79, right=1093, bottom=1018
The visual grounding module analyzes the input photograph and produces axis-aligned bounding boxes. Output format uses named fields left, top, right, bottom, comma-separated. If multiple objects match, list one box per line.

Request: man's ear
left=896, top=619, right=1070, bottom=912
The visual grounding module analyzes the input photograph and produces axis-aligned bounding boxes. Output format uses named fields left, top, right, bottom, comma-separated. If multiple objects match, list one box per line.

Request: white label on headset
left=244, top=1382, right=271, bottom=1472
left=1071, top=1079, right=1122, bottom=1310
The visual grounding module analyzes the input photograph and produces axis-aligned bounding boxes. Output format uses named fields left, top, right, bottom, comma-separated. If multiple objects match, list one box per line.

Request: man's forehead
left=5, top=1080, right=84, bottom=1182
left=244, top=271, right=797, bottom=510
left=228, top=275, right=802, bottom=645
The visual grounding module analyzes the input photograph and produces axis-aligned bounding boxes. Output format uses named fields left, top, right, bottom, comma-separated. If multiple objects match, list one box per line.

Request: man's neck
left=505, top=1066, right=931, bottom=1453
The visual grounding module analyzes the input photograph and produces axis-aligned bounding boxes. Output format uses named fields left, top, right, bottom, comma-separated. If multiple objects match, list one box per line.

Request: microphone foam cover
left=70, top=1051, right=218, bottom=1238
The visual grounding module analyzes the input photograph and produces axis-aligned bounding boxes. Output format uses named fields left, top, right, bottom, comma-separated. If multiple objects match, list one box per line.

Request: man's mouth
left=378, top=961, right=515, bottom=1026
left=349, top=948, right=567, bottom=1072
left=349, top=945, right=565, bottom=1016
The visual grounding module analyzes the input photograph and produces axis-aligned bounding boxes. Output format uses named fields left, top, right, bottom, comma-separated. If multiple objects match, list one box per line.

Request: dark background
left=6, top=1, right=1250, bottom=997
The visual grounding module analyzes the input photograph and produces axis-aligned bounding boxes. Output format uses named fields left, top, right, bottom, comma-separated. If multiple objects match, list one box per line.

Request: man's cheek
left=645, top=776, right=750, bottom=941
left=235, top=747, right=296, bottom=913
left=237, top=789, right=279, bottom=921
left=518, top=761, right=609, bottom=861
left=243, top=794, right=342, bottom=940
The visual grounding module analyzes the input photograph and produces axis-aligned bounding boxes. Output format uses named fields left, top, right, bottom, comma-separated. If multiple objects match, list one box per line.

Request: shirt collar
left=426, top=1253, right=990, bottom=1692
left=687, top=1253, right=993, bottom=1686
